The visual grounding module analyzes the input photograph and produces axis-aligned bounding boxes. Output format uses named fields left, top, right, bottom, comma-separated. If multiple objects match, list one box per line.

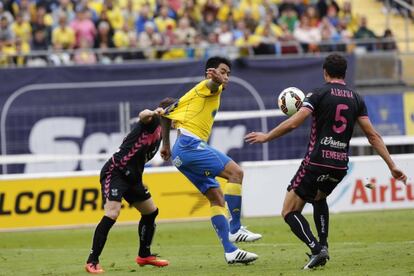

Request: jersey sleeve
left=357, top=95, right=369, bottom=118
left=301, top=89, right=321, bottom=113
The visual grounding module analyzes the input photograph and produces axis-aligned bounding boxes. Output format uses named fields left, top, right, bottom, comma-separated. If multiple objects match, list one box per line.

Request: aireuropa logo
left=351, top=178, right=413, bottom=204
left=320, top=136, right=347, bottom=149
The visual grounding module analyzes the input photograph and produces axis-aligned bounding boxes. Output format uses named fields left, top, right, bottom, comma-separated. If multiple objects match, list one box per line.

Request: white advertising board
left=241, top=154, right=414, bottom=217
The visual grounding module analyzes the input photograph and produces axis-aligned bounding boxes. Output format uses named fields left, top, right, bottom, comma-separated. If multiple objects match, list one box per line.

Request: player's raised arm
left=357, top=116, right=407, bottom=184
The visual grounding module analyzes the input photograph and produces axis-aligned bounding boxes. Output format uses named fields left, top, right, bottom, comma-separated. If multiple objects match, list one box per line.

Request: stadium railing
left=0, top=38, right=407, bottom=68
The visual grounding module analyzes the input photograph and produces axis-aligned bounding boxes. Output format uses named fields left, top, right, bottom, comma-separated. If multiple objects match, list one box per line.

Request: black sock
left=313, top=198, right=329, bottom=247
left=138, top=208, right=159, bottom=258
left=87, top=216, right=116, bottom=263
left=284, top=211, right=321, bottom=255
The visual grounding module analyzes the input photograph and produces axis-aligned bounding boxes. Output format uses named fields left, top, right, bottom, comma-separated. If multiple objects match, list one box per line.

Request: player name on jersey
left=330, top=88, right=354, bottom=98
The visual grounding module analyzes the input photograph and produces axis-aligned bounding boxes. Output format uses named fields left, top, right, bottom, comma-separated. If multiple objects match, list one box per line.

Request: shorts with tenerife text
left=100, top=162, right=151, bottom=205
left=287, top=162, right=347, bottom=202
left=171, top=134, right=231, bottom=194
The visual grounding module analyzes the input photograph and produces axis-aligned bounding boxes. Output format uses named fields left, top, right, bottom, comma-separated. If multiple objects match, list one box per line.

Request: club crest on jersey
left=172, top=156, right=182, bottom=168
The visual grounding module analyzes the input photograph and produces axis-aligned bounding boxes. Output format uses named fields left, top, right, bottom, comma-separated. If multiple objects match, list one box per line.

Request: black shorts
left=100, top=164, right=151, bottom=205
left=287, top=162, right=347, bottom=202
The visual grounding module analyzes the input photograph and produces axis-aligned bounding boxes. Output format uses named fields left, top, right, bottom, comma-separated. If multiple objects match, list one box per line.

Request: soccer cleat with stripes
left=136, top=255, right=169, bottom=267
left=85, top=262, right=105, bottom=274
left=225, top=248, right=258, bottom=264
left=229, top=226, right=262, bottom=243
left=303, top=247, right=329, bottom=269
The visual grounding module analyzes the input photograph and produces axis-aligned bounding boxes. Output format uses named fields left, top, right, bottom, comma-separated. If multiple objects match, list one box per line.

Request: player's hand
left=244, top=132, right=269, bottom=144
left=160, top=145, right=171, bottom=161
left=390, top=166, right=407, bottom=185
left=154, top=107, right=165, bottom=115
left=206, top=68, right=224, bottom=84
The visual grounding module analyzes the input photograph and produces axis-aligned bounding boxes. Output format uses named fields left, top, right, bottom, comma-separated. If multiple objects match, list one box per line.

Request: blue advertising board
left=364, top=94, right=405, bottom=136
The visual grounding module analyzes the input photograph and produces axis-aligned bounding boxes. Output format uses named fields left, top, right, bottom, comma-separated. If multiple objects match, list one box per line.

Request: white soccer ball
left=277, top=87, right=305, bottom=116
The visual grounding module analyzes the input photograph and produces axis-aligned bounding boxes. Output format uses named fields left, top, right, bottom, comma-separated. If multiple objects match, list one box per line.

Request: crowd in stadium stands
left=0, top=0, right=398, bottom=66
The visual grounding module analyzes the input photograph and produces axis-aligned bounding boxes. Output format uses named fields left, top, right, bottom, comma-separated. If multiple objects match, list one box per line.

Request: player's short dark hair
left=158, top=97, right=177, bottom=109
left=323, top=54, right=347, bottom=79
left=205, top=56, right=232, bottom=73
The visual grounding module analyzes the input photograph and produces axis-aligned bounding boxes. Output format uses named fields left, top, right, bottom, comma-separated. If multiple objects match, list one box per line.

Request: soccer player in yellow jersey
left=160, top=57, right=261, bottom=264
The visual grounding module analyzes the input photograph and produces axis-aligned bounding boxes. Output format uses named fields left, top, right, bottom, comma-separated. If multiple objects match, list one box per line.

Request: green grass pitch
left=1, top=209, right=413, bottom=276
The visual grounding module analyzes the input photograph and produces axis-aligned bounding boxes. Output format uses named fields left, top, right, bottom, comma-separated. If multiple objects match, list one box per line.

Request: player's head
left=158, top=97, right=177, bottom=109
left=323, top=54, right=347, bottom=80
left=205, top=56, right=231, bottom=88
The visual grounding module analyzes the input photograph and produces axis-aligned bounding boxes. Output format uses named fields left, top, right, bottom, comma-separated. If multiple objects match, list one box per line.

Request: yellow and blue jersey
left=163, top=79, right=223, bottom=141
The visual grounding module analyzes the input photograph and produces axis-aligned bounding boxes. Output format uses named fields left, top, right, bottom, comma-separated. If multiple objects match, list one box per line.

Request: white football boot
left=225, top=248, right=258, bottom=264
left=229, top=226, right=262, bottom=243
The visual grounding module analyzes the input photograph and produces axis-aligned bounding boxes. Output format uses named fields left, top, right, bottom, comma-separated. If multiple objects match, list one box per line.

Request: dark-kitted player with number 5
left=245, top=54, right=407, bottom=270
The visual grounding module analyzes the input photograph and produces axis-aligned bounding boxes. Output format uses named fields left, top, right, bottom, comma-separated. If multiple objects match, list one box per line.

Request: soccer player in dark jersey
left=85, top=98, right=176, bottom=274
left=245, top=54, right=407, bottom=269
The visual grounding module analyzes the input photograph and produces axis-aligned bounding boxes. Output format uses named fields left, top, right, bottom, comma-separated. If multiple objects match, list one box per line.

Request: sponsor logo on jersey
left=320, top=136, right=347, bottom=149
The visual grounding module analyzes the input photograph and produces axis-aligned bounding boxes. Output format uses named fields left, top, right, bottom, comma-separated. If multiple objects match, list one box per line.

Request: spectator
left=52, top=0, right=75, bottom=27
left=104, top=0, right=124, bottom=30
left=278, top=5, right=298, bottom=33
left=31, top=27, right=49, bottom=50
left=135, top=3, right=154, bottom=33
left=255, top=12, right=283, bottom=38
left=293, top=15, right=321, bottom=52
left=326, top=4, right=340, bottom=28
left=217, top=21, right=233, bottom=45
left=354, top=16, right=377, bottom=51
left=0, top=2, right=14, bottom=25
left=12, top=37, right=30, bottom=66
left=178, top=0, right=202, bottom=25
left=71, top=8, right=96, bottom=48
left=154, top=5, right=176, bottom=34
left=31, top=6, right=52, bottom=45
left=11, top=12, right=32, bottom=43
left=0, top=16, right=14, bottom=45
left=381, top=29, right=397, bottom=51
left=94, top=21, right=114, bottom=49
left=122, top=0, right=138, bottom=31
left=200, top=11, right=218, bottom=38
left=12, top=0, right=34, bottom=22
left=73, top=38, right=96, bottom=64
left=52, top=13, right=75, bottom=49
left=338, top=0, right=358, bottom=33
left=174, top=17, right=197, bottom=45
left=138, top=21, right=163, bottom=58
left=305, top=5, right=320, bottom=27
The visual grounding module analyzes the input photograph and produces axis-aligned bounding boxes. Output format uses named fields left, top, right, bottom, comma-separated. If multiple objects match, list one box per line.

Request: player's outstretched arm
left=245, top=108, right=311, bottom=144
left=160, top=115, right=172, bottom=161
left=357, top=116, right=407, bottom=184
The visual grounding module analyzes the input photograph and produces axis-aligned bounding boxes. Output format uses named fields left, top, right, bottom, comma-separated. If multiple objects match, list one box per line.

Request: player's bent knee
left=105, top=209, right=121, bottom=220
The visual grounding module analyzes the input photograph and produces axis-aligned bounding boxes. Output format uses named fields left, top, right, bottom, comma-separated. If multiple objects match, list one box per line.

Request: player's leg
left=205, top=187, right=258, bottom=264
left=132, top=198, right=169, bottom=267
left=85, top=169, right=125, bottom=274
left=85, top=200, right=121, bottom=273
left=216, top=156, right=262, bottom=242
left=283, top=165, right=327, bottom=269
left=312, top=191, right=329, bottom=248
